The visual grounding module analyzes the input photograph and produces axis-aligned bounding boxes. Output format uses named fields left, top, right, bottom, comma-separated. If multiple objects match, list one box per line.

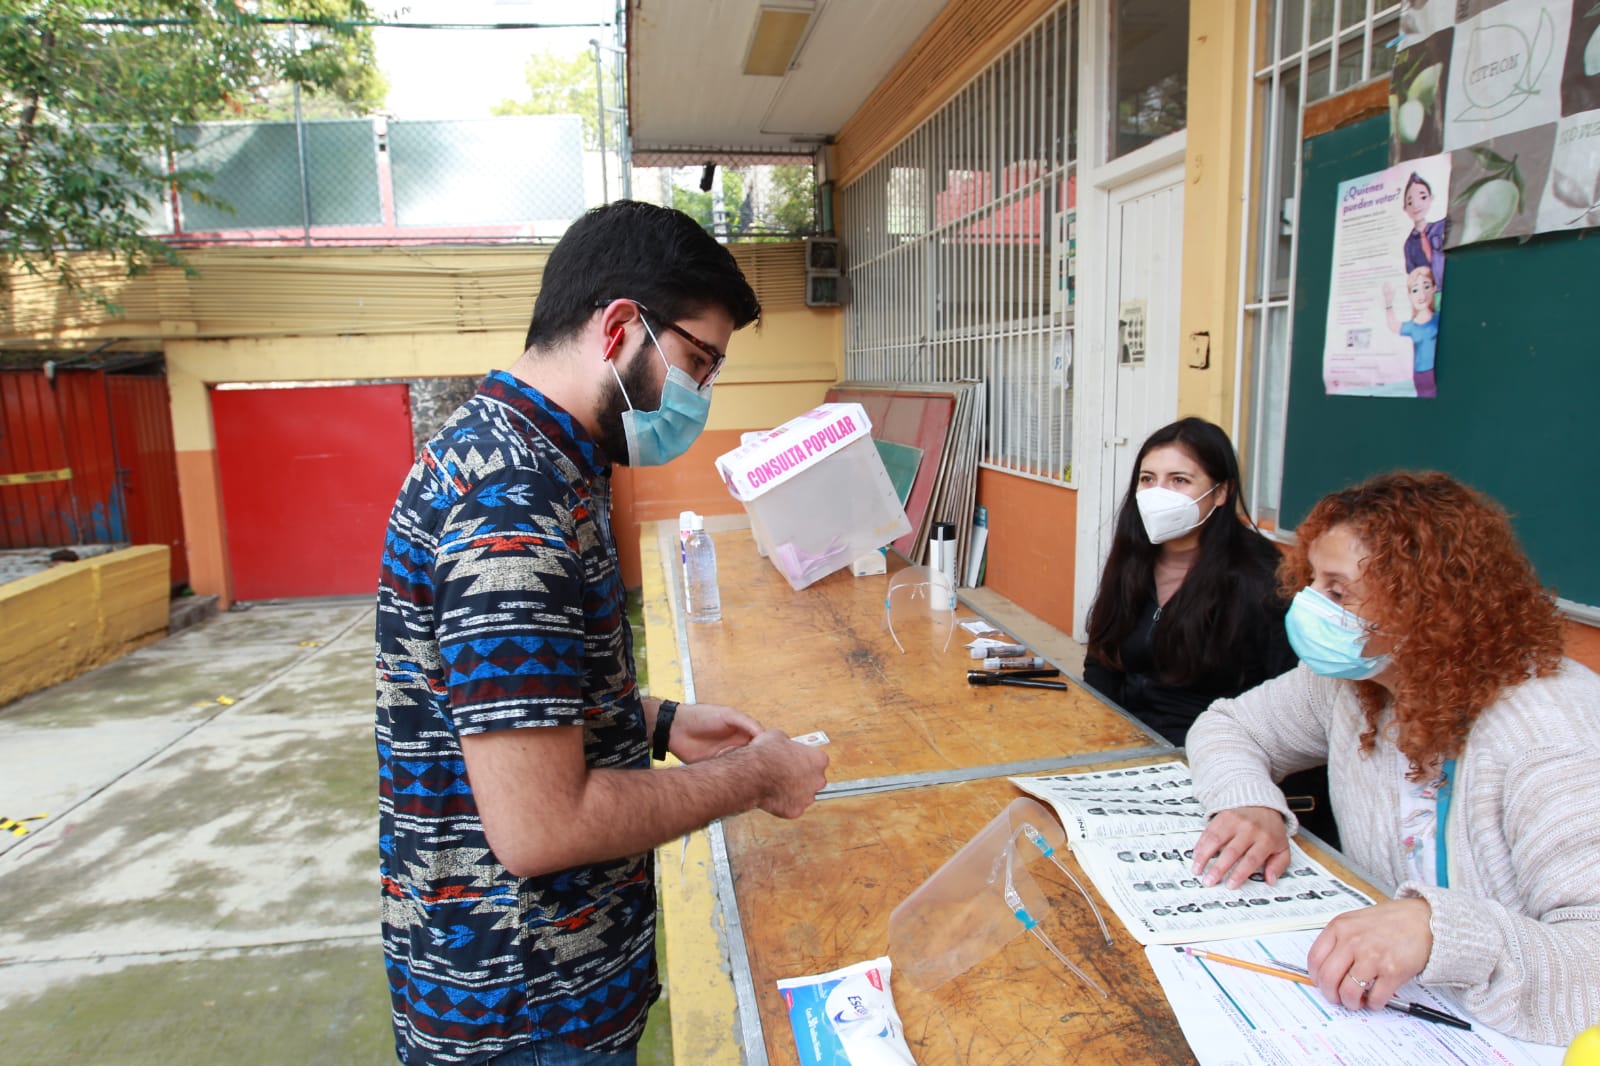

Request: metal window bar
left=1240, top=1, right=1400, bottom=526
left=844, top=2, right=1075, bottom=484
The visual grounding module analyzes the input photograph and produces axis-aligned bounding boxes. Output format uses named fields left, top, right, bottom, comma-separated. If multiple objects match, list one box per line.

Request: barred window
left=1241, top=0, right=1401, bottom=526
left=842, top=3, right=1079, bottom=484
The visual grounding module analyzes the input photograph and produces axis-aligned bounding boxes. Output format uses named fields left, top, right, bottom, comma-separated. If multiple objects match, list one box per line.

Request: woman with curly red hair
left=1186, top=471, right=1599, bottom=1044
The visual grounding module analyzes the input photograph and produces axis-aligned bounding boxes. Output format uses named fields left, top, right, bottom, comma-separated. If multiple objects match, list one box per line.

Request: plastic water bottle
left=684, top=515, right=722, bottom=623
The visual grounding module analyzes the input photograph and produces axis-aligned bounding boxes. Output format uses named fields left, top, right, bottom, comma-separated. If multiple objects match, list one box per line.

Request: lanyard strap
left=1435, top=758, right=1457, bottom=888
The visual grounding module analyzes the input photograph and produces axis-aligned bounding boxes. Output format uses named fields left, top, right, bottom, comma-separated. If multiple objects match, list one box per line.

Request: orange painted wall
left=976, top=468, right=1078, bottom=634
left=175, top=448, right=232, bottom=608
left=611, top=428, right=749, bottom=589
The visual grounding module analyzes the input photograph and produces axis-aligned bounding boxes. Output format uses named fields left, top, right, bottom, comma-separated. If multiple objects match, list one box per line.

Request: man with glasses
left=375, top=201, right=830, bottom=1066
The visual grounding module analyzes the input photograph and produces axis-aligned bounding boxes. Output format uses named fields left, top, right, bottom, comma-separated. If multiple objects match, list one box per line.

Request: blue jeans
left=482, top=1040, right=637, bottom=1066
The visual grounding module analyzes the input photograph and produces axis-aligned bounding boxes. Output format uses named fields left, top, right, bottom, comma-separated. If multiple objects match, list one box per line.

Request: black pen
left=1384, top=1000, right=1473, bottom=1030
left=966, top=672, right=1068, bottom=690
left=966, top=668, right=1061, bottom=680
left=1267, top=958, right=1473, bottom=1031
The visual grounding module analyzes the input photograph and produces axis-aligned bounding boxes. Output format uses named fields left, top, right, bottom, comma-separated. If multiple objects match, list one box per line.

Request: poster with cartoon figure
left=1390, top=0, right=1600, bottom=246
left=1323, top=154, right=1451, bottom=398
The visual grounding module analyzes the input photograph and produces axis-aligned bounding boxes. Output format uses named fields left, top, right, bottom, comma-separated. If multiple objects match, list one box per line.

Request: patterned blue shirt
left=376, top=370, right=656, bottom=1065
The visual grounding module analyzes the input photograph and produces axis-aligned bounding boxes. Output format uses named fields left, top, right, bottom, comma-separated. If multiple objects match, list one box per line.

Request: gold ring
left=1350, top=974, right=1374, bottom=989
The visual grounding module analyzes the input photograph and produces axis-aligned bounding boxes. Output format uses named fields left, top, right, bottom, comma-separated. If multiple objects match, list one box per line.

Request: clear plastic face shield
left=884, top=564, right=957, bottom=654
left=888, top=797, right=1112, bottom=997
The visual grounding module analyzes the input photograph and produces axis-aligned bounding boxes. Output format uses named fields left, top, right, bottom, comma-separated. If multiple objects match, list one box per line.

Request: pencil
left=1181, top=947, right=1313, bottom=985
left=1178, top=947, right=1474, bottom=1031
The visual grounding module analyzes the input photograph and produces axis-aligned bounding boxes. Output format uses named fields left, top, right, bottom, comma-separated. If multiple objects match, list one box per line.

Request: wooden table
left=642, top=521, right=1378, bottom=1066
left=674, top=522, right=1163, bottom=789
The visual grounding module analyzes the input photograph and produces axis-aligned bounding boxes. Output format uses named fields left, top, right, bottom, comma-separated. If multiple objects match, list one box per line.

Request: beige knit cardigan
left=1188, top=659, right=1600, bottom=1046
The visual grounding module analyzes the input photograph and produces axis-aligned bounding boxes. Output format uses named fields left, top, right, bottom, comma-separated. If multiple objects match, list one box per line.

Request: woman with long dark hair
left=1084, top=418, right=1295, bottom=744
left=1083, top=419, right=1335, bottom=841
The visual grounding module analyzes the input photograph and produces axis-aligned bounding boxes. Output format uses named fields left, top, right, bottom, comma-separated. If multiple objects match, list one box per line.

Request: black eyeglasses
left=595, top=299, right=725, bottom=388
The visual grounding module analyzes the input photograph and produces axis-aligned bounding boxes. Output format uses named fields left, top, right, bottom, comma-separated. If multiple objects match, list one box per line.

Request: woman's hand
left=666, top=702, right=763, bottom=763
left=1191, top=806, right=1291, bottom=888
left=1307, top=898, right=1433, bottom=1011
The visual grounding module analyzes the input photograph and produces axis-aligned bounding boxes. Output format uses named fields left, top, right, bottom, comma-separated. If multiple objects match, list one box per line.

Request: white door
left=1073, top=163, right=1184, bottom=636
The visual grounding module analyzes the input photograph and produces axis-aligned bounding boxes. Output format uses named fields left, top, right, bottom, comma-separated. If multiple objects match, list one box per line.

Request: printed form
left=1013, top=762, right=1372, bottom=945
left=1146, top=928, right=1563, bottom=1066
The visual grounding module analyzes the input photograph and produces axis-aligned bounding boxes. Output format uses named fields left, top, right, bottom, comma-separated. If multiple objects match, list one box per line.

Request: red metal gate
left=107, top=373, right=188, bottom=585
left=0, top=370, right=75, bottom=546
left=211, top=382, right=414, bottom=601
left=0, top=365, right=188, bottom=585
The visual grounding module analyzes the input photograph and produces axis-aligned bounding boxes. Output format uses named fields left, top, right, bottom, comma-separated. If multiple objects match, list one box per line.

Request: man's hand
left=1307, top=898, right=1433, bottom=1011
left=748, top=729, right=829, bottom=819
left=668, top=702, right=763, bottom=763
left=1192, top=805, right=1292, bottom=888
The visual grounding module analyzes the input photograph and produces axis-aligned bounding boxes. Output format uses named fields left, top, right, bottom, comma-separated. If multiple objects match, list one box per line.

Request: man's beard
left=594, top=340, right=661, bottom=467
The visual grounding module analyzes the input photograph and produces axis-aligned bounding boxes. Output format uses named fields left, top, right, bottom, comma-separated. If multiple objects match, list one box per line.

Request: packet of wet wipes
left=777, top=956, right=916, bottom=1066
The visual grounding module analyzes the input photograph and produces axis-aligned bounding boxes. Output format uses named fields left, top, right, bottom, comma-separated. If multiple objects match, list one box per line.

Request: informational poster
left=1392, top=0, right=1600, bottom=246
left=1323, top=154, right=1452, bottom=398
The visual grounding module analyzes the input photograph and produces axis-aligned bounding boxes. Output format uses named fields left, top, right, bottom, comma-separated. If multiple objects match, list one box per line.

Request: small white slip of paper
left=679, top=732, right=828, bottom=870
left=960, top=618, right=1000, bottom=635
left=966, top=636, right=1016, bottom=652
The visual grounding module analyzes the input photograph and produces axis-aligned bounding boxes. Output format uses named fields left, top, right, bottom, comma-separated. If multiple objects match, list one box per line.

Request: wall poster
left=1323, top=155, right=1452, bottom=398
left=1393, top=0, right=1600, bottom=247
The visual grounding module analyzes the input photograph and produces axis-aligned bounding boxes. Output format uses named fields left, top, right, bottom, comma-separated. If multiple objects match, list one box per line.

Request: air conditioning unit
left=804, top=236, right=846, bottom=306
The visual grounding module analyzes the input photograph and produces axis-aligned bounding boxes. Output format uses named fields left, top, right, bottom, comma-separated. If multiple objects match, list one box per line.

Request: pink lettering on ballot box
left=715, top=403, right=910, bottom=591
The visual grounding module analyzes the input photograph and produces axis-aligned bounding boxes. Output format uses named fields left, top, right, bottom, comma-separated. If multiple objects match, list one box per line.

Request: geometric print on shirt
left=376, top=370, right=658, bottom=1065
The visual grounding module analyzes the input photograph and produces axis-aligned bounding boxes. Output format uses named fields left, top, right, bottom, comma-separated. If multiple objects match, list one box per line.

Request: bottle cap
left=690, top=514, right=706, bottom=531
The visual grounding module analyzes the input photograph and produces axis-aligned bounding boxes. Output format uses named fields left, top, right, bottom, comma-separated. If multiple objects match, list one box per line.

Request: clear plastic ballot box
left=714, top=403, right=910, bottom=591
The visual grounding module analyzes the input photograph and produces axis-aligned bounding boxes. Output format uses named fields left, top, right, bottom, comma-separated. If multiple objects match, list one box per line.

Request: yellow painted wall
left=165, top=307, right=839, bottom=448
left=0, top=546, right=170, bottom=706
left=163, top=302, right=842, bottom=602
left=164, top=331, right=511, bottom=450
left=1177, top=0, right=1254, bottom=428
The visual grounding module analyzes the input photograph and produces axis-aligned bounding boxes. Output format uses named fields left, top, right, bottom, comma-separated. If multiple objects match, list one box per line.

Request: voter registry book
left=1011, top=760, right=1372, bottom=945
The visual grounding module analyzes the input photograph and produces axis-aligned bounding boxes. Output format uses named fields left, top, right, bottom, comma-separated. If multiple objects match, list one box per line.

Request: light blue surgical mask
left=1284, top=586, right=1392, bottom=680
left=610, top=318, right=711, bottom=467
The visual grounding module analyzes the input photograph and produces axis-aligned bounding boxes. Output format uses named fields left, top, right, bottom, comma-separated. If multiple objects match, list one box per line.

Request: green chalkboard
left=1285, top=115, right=1597, bottom=608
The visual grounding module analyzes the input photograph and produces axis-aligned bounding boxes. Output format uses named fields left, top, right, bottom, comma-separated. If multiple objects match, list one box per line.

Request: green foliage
left=670, top=168, right=750, bottom=238
left=766, top=163, right=816, bottom=237
left=492, top=50, right=604, bottom=148
left=0, top=0, right=378, bottom=313
left=671, top=184, right=712, bottom=226
left=216, top=2, right=388, bottom=121
left=669, top=165, right=815, bottom=241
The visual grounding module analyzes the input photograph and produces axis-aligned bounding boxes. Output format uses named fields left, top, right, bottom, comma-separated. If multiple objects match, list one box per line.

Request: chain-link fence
left=140, top=120, right=818, bottom=246
left=146, top=114, right=589, bottom=243
left=101, top=11, right=825, bottom=247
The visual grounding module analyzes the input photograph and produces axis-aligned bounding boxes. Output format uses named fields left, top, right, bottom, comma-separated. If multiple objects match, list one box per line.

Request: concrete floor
left=0, top=562, right=1084, bottom=1066
left=0, top=598, right=392, bottom=1065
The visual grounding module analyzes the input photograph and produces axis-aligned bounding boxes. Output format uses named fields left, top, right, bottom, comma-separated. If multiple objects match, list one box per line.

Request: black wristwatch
left=652, top=700, right=679, bottom=761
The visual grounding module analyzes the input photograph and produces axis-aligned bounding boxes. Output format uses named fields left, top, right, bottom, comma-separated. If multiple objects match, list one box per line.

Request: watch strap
left=652, top=700, right=679, bottom=761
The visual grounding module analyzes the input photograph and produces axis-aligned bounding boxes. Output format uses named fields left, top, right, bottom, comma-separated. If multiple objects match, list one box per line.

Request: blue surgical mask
left=610, top=319, right=711, bottom=467
left=1284, top=586, right=1392, bottom=680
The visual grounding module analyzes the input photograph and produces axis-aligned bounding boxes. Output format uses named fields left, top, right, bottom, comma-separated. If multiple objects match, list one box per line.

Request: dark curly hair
left=1281, top=472, right=1563, bottom=771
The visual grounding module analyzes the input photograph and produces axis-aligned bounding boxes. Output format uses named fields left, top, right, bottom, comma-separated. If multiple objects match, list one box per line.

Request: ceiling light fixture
left=742, top=2, right=814, bottom=77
